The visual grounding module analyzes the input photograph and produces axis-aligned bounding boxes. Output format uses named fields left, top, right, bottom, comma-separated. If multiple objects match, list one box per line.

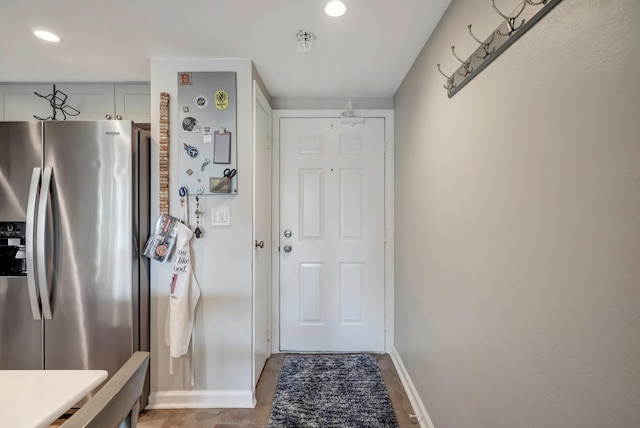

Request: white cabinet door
left=55, top=84, right=115, bottom=120
left=0, top=84, right=56, bottom=121
left=115, top=84, right=150, bottom=123
left=279, top=117, right=386, bottom=352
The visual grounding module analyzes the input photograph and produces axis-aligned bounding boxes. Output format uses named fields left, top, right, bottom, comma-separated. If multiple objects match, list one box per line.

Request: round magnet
left=195, top=185, right=205, bottom=194
left=195, top=95, right=208, bottom=108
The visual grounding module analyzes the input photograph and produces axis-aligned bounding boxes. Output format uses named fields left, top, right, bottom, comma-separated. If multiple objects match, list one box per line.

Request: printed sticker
left=183, top=143, right=199, bottom=158
left=214, top=90, right=229, bottom=110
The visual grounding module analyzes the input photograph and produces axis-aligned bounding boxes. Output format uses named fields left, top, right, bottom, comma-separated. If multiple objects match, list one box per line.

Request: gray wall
left=393, top=1, right=640, bottom=427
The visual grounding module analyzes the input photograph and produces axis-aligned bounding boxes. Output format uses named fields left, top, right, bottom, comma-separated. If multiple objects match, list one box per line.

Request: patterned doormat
left=268, top=354, right=399, bottom=428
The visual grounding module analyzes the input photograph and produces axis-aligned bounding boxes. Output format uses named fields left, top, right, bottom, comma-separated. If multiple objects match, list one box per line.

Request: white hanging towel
left=165, top=222, right=201, bottom=378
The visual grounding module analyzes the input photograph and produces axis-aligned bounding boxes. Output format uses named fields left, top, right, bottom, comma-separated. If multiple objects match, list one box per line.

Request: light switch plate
left=211, top=206, right=231, bottom=226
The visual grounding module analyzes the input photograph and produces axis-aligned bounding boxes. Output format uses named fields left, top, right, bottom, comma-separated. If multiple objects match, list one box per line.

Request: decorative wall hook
left=492, top=0, right=526, bottom=36
left=468, top=24, right=495, bottom=59
left=437, top=64, right=456, bottom=90
left=451, top=46, right=473, bottom=76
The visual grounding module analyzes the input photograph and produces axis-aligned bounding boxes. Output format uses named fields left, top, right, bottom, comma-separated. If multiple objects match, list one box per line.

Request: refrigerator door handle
left=37, top=167, right=53, bottom=320
left=26, top=168, right=42, bottom=321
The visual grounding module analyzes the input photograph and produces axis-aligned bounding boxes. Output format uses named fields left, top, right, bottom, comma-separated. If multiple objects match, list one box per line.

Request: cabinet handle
left=105, top=114, right=112, bottom=120
left=116, top=115, right=122, bottom=120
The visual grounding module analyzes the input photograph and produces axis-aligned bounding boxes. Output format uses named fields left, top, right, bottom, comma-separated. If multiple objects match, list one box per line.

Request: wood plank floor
left=55, top=354, right=420, bottom=427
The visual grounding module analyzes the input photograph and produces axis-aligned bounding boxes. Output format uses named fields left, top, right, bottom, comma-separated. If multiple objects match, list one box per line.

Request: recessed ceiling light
left=34, top=30, right=60, bottom=42
left=325, top=1, right=347, bottom=17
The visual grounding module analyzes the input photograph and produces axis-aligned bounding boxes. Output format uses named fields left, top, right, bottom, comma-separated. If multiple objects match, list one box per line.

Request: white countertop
left=0, top=370, right=108, bottom=428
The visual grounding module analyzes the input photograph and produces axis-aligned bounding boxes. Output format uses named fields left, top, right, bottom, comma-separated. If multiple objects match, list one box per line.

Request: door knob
left=255, top=240, right=264, bottom=249
left=283, top=245, right=292, bottom=253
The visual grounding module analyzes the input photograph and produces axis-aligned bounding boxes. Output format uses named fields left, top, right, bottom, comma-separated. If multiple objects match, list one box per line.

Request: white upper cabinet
left=115, top=84, right=151, bottom=123
left=0, top=84, right=57, bottom=121
left=55, top=84, right=116, bottom=120
left=0, top=83, right=150, bottom=123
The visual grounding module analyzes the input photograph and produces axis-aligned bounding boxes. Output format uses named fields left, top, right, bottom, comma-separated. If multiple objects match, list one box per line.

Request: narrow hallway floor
left=137, top=353, right=419, bottom=427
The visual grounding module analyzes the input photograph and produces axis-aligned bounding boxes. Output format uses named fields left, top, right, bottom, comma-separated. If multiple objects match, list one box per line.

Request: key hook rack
left=437, top=0, right=562, bottom=98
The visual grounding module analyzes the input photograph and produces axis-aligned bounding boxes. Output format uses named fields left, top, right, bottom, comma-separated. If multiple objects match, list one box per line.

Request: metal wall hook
left=451, top=46, right=473, bottom=74
left=437, top=64, right=456, bottom=90
left=468, top=24, right=495, bottom=59
left=492, top=0, right=526, bottom=36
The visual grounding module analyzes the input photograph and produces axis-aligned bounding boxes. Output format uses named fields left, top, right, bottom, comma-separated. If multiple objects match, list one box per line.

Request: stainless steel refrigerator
left=0, top=121, right=149, bottom=398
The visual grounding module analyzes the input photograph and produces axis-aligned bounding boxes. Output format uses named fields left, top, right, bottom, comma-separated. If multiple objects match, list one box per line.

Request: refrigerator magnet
left=214, top=90, right=229, bottom=110
left=203, top=127, right=212, bottom=143
left=183, top=143, right=199, bottom=158
left=195, top=95, right=208, bottom=108
left=179, top=72, right=192, bottom=85
left=182, top=117, right=197, bottom=132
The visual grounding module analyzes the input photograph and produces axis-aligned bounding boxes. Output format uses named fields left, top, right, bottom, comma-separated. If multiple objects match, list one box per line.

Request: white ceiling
left=0, top=0, right=451, bottom=98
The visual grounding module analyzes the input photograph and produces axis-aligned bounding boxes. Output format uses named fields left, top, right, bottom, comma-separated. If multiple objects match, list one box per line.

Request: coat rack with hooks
left=437, top=0, right=563, bottom=98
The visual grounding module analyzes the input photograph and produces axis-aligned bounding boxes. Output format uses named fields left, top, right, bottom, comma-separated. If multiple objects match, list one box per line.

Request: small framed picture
left=178, top=72, right=192, bottom=86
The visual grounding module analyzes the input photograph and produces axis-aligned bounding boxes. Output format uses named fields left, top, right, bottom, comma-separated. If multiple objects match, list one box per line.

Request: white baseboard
left=146, top=390, right=255, bottom=409
left=390, top=347, right=436, bottom=428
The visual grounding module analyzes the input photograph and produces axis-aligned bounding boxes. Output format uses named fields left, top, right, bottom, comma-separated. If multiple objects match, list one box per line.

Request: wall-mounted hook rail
left=492, top=0, right=526, bottom=37
left=526, top=0, right=548, bottom=5
left=468, top=24, right=495, bottom=59
left=451, top=46, right=473, bottom=76
left=437, top=0, right=563, bottom=98
left=437, top=64, right=456, bottom=90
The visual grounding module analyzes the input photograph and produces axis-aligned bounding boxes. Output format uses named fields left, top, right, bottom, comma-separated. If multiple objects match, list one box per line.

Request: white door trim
left=252, top=80, right=272, bottom=395
left=271, top=109, right=394, bottom=354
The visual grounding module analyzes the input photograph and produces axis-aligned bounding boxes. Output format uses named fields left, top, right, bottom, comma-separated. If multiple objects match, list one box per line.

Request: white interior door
left=279, top=117, right=385, bottom=352
left=253, top=82, right=272, bottom=385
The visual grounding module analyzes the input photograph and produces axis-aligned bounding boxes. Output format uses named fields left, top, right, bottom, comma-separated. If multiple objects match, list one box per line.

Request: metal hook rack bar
left=438, top=0, right=563, bottom=98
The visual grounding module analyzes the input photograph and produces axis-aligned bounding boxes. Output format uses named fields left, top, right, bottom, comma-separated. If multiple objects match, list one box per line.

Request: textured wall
left=393, top=1, right=640, bottom=427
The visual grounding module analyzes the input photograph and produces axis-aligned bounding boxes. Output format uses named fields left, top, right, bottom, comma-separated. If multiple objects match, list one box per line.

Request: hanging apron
left=165, top=222, right=201, bottom=380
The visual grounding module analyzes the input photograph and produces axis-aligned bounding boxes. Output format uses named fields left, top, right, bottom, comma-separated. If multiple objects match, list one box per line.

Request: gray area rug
left=268, top=354, right=399, bottom=428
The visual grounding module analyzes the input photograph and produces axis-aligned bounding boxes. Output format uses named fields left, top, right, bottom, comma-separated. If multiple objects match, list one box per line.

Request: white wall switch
left=211, top=206, right=231, bottom=226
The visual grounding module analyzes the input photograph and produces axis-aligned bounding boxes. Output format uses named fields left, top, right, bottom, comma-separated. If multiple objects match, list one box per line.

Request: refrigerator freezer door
left=42, top=121, right=135, bottom=375
left=0, top=277, right=43, bottom=369
left=0, top=122, right=42, bottom=221
left=0, top=121, right=43, bottom=370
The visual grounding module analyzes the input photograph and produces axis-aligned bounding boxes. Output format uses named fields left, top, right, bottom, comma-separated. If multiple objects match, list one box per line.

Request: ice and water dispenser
left=0, top=222, right=26, bottom=276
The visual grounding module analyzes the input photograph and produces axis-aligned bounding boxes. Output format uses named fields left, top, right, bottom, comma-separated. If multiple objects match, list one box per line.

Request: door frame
left=252, top=81, right=273, bottom=392
left=271, top=109, right=394, bottom=354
